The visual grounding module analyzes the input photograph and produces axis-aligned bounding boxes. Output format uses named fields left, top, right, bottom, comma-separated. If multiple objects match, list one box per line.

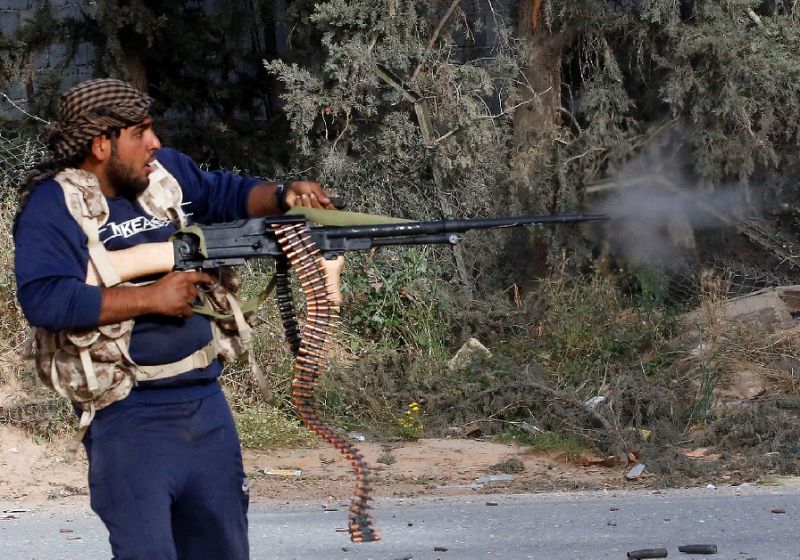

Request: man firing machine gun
left=15, top=78, right=605, bottom=558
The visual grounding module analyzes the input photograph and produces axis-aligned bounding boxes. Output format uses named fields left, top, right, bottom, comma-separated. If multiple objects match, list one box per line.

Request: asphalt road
left=2, top=484, right=798, bottom=559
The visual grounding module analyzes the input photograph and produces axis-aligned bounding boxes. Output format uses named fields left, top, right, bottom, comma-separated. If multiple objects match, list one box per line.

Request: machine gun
left=171, top=210, right=607, bottom=269
left=170, top=208, right=606, bottom=543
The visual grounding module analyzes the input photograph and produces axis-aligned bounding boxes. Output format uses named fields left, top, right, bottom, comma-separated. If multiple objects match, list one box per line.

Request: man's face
left=106, top=116, right=162, bottom=198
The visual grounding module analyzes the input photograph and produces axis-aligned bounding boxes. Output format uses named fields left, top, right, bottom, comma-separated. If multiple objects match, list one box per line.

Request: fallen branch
left=467, top=366, right=630, bottom=460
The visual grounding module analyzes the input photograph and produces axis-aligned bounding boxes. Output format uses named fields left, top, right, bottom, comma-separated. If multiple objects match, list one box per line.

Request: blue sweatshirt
left=14, top=148, right=261, bottom=391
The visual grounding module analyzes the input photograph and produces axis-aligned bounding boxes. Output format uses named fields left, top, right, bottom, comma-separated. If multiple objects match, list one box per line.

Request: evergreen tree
left=521, top=0, right=800, bottom=215
left=268, top=0, right=800, bottom=278
left=5, top=1, right=800, bottom=250
left=267, top=0, right=529, bottom=290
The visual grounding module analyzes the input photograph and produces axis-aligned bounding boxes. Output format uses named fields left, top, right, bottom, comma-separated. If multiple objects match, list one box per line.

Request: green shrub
left=341, top=248, right=452, bottom=355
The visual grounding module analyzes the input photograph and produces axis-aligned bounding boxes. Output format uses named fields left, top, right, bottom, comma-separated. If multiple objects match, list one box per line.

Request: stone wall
left=0, top=0, right=96, bottom=119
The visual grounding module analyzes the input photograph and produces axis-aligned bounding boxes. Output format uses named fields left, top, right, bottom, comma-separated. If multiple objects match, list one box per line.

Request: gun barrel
left=321, top=213, right=606, bottom=240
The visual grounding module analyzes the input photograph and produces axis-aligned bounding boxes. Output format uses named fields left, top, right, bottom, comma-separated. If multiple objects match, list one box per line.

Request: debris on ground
left=447, top=337, right=491, bottom=371
left=262, top=468, right=302, bottom=477
left=475, top=474, right=515, bottom=485
left=627, top=547, right=668, bottom=558
left=678, top=544, right=717, bottom=554
left=626, top=463, right=646, bottom=480
left=576, top=455, right=621, bottom=468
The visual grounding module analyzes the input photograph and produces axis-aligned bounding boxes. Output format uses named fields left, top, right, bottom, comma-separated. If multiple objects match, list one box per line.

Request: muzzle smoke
left=587, top=143, right=754, bottom=269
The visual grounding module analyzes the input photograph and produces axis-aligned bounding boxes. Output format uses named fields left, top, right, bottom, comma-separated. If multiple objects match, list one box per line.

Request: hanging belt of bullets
left=272, top=222, right=380, bottom=543
left=273, top=255, right=302, bottom=356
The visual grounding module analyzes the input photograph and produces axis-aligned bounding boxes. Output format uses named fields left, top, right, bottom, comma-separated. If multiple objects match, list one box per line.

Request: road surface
left=1, top=483, right=796, bottom=559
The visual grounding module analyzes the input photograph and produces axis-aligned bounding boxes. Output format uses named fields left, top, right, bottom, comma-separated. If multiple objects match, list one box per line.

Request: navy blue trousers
left=83, top=384, right=249, bottom=560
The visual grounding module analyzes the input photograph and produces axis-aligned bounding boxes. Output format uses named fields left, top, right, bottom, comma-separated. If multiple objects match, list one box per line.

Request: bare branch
left=430, top=126, right=460, bottom=144
left=559, top=107, right=582, bottom=136
left=330, top=111, right=351, bottom=154
left=467, top=365, right=630, bottom=460
left=746, top=8, right=762, bottom=26
left=477, top=96, right=538, bottom=120
left=562, top=146, right=606, bottom=167
left=411, top=0, right=461, bottom=81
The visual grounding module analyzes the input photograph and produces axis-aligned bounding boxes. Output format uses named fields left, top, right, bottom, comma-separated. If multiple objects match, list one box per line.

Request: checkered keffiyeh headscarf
left=18, top=78, right=152, bottom=207
left=47, top=79, right=152, bottom=161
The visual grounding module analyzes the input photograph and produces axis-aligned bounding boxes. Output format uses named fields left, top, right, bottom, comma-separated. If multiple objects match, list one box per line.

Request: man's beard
left=107, top=146, right=149, bottom=199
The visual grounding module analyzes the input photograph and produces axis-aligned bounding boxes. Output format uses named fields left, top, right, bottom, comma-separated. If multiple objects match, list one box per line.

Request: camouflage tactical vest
left=34, top=163, right=257, bottom=459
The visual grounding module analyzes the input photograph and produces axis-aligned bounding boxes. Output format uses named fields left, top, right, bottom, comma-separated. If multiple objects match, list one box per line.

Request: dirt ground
left=0, top=424, right=638, bottom=507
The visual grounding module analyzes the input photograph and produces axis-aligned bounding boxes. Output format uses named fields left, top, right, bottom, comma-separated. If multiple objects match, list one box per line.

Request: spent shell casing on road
left=678, top=544, right=717, bottom=554
left=627, top=548, right=668, bottom=559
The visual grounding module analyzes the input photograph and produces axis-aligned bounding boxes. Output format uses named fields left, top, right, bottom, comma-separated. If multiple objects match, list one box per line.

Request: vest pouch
left=35, top=320, right=137, bottom=412
left=202, top=267, right=255, bottom=363
left=204, top=287, right=252, bottom=362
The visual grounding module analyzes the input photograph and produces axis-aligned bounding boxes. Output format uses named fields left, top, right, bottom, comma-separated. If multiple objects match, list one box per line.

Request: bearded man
left=14, top=78, right=336, bottom=560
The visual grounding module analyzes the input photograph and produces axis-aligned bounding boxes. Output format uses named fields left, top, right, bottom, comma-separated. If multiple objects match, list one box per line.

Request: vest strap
left=65, top=405, right=95, bottom=463
left=134, top=340, right=218, bottom=380
left=84, top=215, right=122, bottom=286
left=78, top=347, right=100, bottom=394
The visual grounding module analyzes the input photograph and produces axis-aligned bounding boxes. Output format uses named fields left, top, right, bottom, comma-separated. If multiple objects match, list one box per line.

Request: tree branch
left=745, top=8, right=762, bottom=26
left=468, top=366, right=630, bottom=460
left=411, top=0, right=461, bottom=81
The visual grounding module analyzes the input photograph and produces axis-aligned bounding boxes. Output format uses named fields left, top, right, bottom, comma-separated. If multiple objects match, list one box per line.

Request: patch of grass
left=625, top=263, right=673, bottom=310
left=478, top=270, right=676, bottom=401
left=689, top=362, right=721, bottom=425
left=376, top=451, right=396, bottom=465
left=316, top=343, right=470, bottom=437
left=1, top=395, right=78, bottom=441
left=535, top=273, right=639, bottom=388
left=491, top=456, right=526, bottom=473
left=234, top=404, right=317, bottom=449
left=500, top=428, right=591, bottom=461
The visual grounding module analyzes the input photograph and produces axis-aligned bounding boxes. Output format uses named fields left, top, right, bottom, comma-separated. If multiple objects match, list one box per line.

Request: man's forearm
left=97, top=270, right=216, bottom=324
left=247, top=182, right=285, bottom=216
left=98, top=284, right=159, bottom=325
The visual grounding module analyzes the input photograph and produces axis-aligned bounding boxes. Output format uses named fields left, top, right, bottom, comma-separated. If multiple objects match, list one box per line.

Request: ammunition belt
left=273, top=222, right=380, bottom=543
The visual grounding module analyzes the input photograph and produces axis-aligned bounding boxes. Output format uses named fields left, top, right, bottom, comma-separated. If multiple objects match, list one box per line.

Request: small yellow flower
left=396, top=401, right=425, bottom=440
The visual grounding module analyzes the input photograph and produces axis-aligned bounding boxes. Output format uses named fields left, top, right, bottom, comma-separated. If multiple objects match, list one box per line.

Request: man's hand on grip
left=150, top=271, right=216, bottom=318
